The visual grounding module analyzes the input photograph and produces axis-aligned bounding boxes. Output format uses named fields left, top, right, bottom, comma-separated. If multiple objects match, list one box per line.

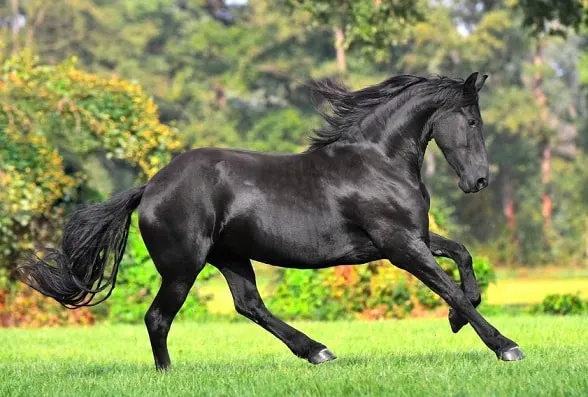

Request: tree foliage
left=2, top=0, right=587, bottom=268
left=285, top=0, right=427, bottom=62
left=514, top=0, right=588, bottom=34
left=0, top=53, right=181, bottom=268
left=0, top=0, right=587, bottom=326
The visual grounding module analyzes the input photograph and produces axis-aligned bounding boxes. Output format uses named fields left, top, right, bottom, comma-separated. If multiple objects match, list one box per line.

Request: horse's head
left=431, top=72, right=489, bottom=193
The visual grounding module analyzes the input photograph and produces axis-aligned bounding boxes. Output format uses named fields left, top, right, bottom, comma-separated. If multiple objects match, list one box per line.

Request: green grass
left=0, top=316, right=586, bottom=396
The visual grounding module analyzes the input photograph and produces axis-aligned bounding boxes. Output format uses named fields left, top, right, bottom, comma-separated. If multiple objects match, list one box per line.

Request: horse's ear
left=475, top=74, right=488, bottom=92
left=463, top=72, right=479, bottom=96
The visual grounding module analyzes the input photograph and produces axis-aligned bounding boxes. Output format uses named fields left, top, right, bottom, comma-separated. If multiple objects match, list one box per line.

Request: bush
left=267, top=267, right=349, bottom=321
left=0, top=131, right=80, bottom=268
left=268, top=261, right=448, bottom=321
left=0, top=269, right=94, bottom=327
left=533, top=293, right=587, bottom=315
left=0, top=53, right=182, bottom=178
left=0, top=53, right=182, bottom=270
left=0, top=54, right=187, bottom=326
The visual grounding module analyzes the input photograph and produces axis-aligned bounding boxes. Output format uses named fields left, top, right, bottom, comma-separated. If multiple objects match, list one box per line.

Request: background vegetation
left=0, top=0, right=587, bottom=325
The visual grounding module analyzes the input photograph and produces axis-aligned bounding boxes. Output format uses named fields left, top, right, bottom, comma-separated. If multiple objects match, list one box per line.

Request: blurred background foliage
left=0, top=0, right=587, bottom=325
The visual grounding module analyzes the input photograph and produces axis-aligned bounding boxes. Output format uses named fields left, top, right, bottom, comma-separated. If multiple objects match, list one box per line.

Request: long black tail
left=15, top=185, right=147, bottom=308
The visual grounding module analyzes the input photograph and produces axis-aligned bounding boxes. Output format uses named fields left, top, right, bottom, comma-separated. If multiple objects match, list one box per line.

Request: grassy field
left=0, top=316, right=586, bottom=396
left=486, top=278, right=588, bottom=305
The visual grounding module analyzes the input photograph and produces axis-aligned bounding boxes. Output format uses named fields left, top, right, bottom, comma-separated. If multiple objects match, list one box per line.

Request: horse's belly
left=214, top=215, right=381, bottom=268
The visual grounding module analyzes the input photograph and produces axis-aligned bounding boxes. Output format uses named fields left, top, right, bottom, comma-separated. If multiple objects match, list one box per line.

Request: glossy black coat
left=17, top=72, right=525, bottom=370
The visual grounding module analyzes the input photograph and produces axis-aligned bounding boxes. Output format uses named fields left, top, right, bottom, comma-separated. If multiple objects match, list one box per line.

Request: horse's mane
left=306, top=75, right=470, bottom=151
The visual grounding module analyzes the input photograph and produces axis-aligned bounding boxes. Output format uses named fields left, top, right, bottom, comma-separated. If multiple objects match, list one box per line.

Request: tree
left=0, top=54, right=181, bottom=267
left=396, top=0, right=586, bottom=265
left=285, top=0, right=427, bottom=72
left=514, top=0, right=588, bottom=34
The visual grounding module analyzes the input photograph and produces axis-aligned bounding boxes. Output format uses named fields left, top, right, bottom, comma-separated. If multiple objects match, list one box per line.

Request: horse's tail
left=14, top=185, right=147, bottom=308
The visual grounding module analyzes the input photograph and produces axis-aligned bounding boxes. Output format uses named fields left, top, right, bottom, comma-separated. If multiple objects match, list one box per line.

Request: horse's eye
left=468, top=119, right=478, bottom=127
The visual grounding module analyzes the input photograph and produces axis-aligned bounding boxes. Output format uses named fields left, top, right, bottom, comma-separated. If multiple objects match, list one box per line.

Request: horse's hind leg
left=144, top=272, right=201, bottom=370
left=210, top=256, right=336, bottom=365
left=139, top=214, right=209, bottom=371
left=430, top=232, right=481, bottom=333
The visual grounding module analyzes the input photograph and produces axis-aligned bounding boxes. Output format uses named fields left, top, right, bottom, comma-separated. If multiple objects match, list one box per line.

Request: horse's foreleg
left=211, top=257, right=336, bottom=365
left=384, top=238, right=524, bottom=361
left=429, top=232, right=481, bottom=333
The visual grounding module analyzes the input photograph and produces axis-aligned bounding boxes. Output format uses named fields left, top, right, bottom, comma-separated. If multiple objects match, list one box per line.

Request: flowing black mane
left=307, top=75, right=473, bottom=150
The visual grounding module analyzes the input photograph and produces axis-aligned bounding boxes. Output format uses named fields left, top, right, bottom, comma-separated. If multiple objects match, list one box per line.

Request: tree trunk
left=540, top=144, right=552, bottom=231
left=333, top=25, right=347, bottom=74
left=584, top=216, right=588, bottom=263
left=502, top=176, right=519, bottom=263
left=213, top=82, right=226, bottom=109
left=26, top=7, right=47, bottom=50
left=532, top=40, right=553, bottom=234
left=10, top=0, right=20, bottom=55
left=503, top=178, right=517, bottom=234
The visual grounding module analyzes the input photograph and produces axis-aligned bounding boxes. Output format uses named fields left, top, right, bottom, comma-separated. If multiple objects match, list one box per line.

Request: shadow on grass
left=332, top=350, right=489, bottom=367
left=45, top=350, right=495, bottom=378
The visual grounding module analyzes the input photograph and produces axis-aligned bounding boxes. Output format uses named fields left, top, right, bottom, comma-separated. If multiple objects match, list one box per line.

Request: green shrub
left=267, top=261, right=438, bottom=321
left=0, top=54, right=182, bottom=270
left=267, top=268, right=348, bottom=321
left=533, top=293, right=587, bottom=315
left=268, top=254, right=497, bottom=321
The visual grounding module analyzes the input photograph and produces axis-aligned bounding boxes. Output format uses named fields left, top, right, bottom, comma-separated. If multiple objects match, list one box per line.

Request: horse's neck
left=372, top=92, right=438, bottom=171
left=317, top=89, right=440, bottom=173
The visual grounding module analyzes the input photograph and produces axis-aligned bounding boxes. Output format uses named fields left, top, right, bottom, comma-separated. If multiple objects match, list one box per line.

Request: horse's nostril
left=476, top=177, right=488, bottom=190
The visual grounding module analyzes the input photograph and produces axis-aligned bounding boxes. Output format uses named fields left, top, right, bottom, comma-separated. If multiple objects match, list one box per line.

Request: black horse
left=16, top=72, right=525, bottom=370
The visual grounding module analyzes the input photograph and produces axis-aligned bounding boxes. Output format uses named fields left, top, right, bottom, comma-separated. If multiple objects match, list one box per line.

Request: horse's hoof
left=448, top=309, right=468, bottom=333
left=308, top=348, right=337, bottom=365
left=498, top=346, right=526, bottom=361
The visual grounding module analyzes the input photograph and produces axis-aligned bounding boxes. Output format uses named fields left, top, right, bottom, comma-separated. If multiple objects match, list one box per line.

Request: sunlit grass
left=0, top=316, right=586, bottom=396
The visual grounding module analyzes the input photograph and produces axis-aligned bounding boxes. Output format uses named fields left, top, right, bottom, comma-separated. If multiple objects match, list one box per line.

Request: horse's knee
left=442, top=287, right=471, bottom=308
left=454, top=244, right=481, bottom=301
left=455, top=243, right=473, bottom=266
left=235, top=304, right=252, bottom=318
